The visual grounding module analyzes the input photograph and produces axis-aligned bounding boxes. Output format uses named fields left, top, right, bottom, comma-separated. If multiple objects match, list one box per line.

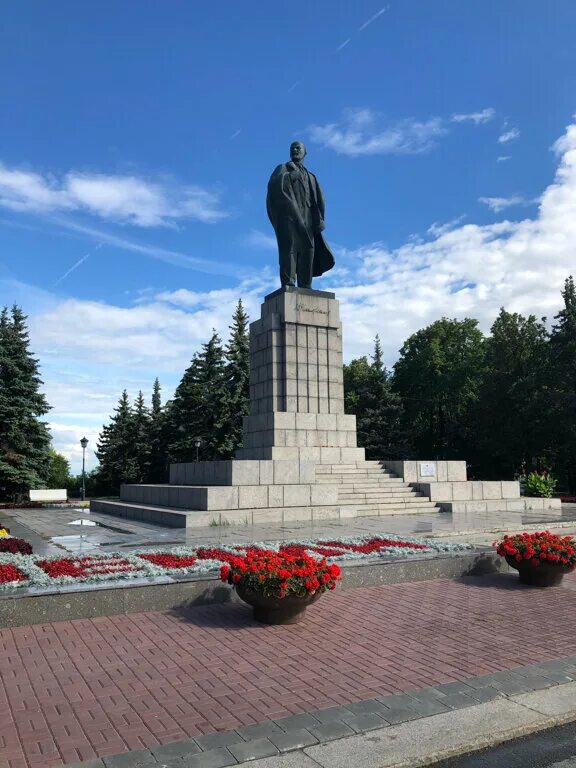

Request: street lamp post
left=80, top=437, right=89, bottom=501
left=194, top=437, right=201, bottom=462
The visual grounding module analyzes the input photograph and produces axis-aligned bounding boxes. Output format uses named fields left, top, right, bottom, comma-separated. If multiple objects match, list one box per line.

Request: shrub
left=0, top=537, right=33, bottom=555
left=525, top=470, right=557, bottom=498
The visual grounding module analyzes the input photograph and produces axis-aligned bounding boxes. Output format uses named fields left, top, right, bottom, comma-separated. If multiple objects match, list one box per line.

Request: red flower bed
left=494, top=531, right=576, bottom=568
left=0, top=564, right=27, bottom=584
left=280, top=543, right=347, bottom=558
left=196, top=547, right=242, bottom=563
left=0, top=537, right=33, bottom=555
left=37, top=555, right=143, bottom=579
left=137, top=553, right=197, bottom=568
left=318, top=537, right=428, bottom=554
left=219, top=548, right=341, bottom=599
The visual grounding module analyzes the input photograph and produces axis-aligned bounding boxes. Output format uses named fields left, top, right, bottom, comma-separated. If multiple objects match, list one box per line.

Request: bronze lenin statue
left=266, top=141, right=335, bottom=289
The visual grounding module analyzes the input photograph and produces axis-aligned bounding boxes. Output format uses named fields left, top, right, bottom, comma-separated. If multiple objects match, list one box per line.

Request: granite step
left=339, top=495, right=436, bottom=505
left=339, top=504, right=440, bottom=516
left=338, top=493, right=428, bottom=503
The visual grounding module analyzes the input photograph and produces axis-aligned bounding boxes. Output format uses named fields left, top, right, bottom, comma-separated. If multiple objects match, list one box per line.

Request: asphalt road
left=434, top=723, right=576, bottom=767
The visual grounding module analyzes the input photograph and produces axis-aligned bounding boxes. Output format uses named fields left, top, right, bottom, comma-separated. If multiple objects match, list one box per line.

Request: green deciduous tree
left=344, top=336, right=413, bottom=459
left=393, top=318, right=485, bottom=459
left=45, top=449, right=72, bottom=490
left=547, top=276, right=576, bottom=491
left=0, top=306, right=52, bottom=498
left=474, top=309, right=549, bottom=478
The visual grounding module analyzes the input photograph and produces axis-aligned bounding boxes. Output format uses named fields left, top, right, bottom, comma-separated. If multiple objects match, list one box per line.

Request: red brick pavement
left=2, top=574, right=576, bottom=767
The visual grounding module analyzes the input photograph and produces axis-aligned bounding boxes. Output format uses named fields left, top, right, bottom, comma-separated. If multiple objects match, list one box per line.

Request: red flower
left=0, top=564, right=27, bottom=583
left=220, top=565, right=230, bottom=581
left=138, top=553, right=196, bottom=569
left=494, top=531, right=576, bottom=569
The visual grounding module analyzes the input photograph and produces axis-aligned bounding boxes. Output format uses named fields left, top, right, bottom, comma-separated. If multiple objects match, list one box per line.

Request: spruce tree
left=0, top=306, right=51, bottom=499
left=221, top=300, right=250, bottom=457
left=132, top=390, right=152, bottom=482
left=95, top=390, right=138, bottom=492
left=167, top=331, right=228, bottom=461
left=147, top=378, right=168, bottom=482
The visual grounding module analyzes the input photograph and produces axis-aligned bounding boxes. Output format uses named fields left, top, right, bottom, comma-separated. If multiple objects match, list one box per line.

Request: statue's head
left=290, top=141, right=307, bottom=163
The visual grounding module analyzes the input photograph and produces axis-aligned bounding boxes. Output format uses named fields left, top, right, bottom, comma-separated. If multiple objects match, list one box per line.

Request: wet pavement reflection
left=2, top=503, right=576, bottom=556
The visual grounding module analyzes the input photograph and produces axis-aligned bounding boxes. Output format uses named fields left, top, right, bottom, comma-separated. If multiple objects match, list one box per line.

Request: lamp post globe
left=194, top=437, right=201, bottom=463
left=80, top=437, right=88, bottom=501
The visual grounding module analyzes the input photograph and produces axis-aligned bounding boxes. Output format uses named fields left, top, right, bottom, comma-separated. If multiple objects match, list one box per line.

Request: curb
left=60, top=657, right=576, bottom=768
left=0, top=548, right=503, bottom=629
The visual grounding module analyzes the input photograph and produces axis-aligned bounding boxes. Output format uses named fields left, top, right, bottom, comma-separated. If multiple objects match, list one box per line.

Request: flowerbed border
left=0, top=534, right=473, bottom=592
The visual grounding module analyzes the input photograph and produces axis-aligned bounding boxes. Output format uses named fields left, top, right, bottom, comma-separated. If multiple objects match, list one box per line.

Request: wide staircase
left=316, top=461, right=441, bottom=516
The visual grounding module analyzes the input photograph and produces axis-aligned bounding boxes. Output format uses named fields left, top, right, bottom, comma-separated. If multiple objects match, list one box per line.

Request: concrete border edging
left=60, top=660, right=576, bottom=768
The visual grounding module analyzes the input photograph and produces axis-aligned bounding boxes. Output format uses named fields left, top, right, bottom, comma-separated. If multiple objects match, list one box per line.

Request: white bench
left=29, top=489, right=68, bottom=503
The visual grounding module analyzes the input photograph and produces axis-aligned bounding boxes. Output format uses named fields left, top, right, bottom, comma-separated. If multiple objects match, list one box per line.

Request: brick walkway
left=2, top=574, right=576, bottom=767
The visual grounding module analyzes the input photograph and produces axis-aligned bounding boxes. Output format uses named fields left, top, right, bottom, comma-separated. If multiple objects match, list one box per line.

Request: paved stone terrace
left=3, top=504, right=576, bottom=558
left=2, top=572, right=576, bottom=767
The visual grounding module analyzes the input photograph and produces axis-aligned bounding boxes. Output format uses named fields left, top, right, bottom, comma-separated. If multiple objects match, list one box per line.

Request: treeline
left=92, top=300, right=250, bottom=493
left=348, top=276, right=576, bottom=491
left=95, top=276, right=576, bottom=493
left=2, top=277, right=574, bottom=500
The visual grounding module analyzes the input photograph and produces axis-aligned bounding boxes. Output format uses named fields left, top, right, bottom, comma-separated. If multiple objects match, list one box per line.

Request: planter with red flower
left=494, top=531, right=576, bottom=587
left=219, top=547, right=341, bottom=624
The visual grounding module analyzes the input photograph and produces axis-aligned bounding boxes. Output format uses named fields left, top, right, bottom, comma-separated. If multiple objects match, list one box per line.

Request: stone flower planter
left=235, top=584, right=321, bottom=624
left=505, top=555, right=572, bottom=587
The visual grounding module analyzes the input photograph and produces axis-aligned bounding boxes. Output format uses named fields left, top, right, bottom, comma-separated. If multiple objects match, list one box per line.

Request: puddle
left=115, top=539, right=182, bottom=548
left=52, top=535, right=91, bottom=542
left=66, top=518, right=134, bottom=535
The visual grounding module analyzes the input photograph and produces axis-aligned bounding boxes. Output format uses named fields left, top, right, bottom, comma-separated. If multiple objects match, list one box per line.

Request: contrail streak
left=53, top=242, right=103, bottom=287
left=358, top=5, right=389, bottom=32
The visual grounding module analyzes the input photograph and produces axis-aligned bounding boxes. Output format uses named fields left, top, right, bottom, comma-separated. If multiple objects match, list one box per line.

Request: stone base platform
left=92, top=461, right=441, bottom=528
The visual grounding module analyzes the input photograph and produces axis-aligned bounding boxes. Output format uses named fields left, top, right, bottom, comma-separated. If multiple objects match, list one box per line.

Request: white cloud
left=48, top=421, right=101, bottom=474
left=0, top=163, right=227, bottom=226
left=497, top=156, right=512, bottom=162
left=427, top=216, right=467, bottom=237
left=309, top=108, right=447, bottom=156
left=498, top=127, right=520, bottom=143
left=8, top=120, right=576, bottom=471
left=478, top=195, right=538, bottom=212
left=451, top=108, right=496, bottom=124
left=321, top=119, right=576, bottom=365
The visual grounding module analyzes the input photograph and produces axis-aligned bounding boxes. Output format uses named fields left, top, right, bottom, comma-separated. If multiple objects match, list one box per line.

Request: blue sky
left=1, top=1, right=576, bottom=471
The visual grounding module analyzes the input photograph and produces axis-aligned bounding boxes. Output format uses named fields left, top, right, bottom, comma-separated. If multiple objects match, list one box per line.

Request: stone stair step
left=339, top=496, right=435, bottom=506
left=316, top=474, right=403, bottom=482
left=341, top=505, right=439, bottom=516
